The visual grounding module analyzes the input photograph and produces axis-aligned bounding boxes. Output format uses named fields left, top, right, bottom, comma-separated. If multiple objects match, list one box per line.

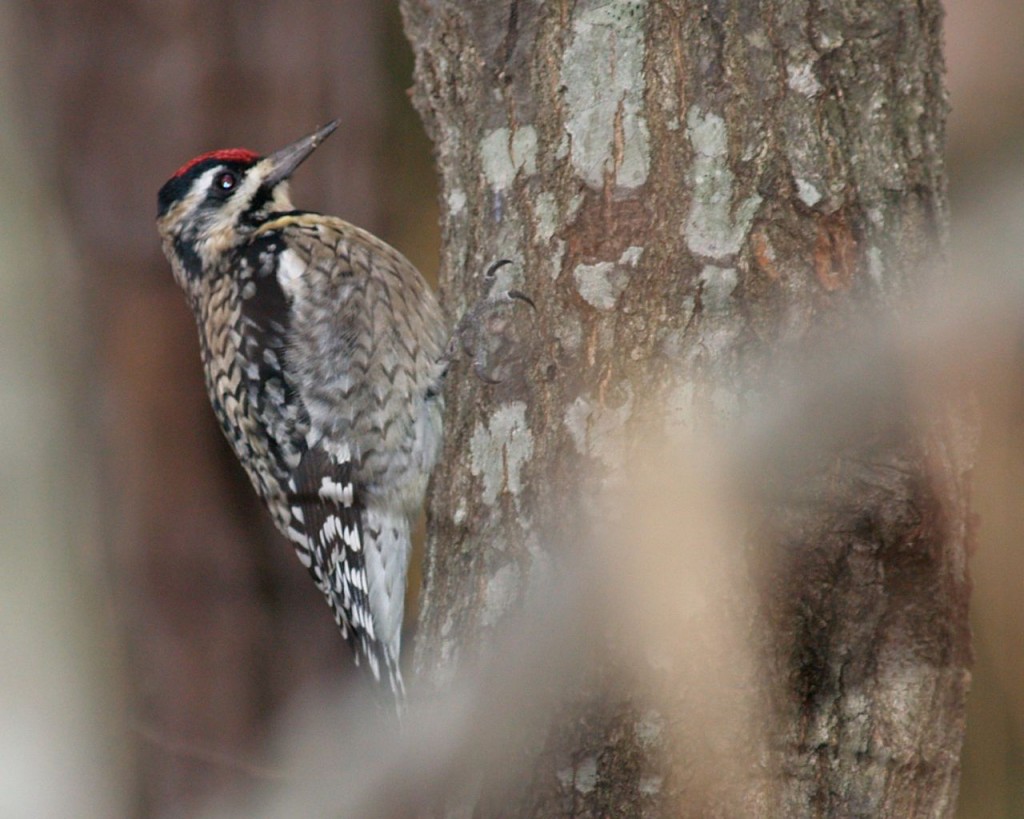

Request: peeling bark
left=401, top=1, right=969, bottom=816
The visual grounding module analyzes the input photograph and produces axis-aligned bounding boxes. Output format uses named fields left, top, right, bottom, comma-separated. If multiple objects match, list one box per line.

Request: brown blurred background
left=0, top=1, right=1020, bottom=817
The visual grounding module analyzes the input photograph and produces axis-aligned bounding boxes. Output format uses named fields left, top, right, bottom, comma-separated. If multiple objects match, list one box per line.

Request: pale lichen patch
left=470, top=402, right=534, bottom=506
left=559, top=756, right=598, bottom=794
left=452, top=498, right=468, bottom=526
left=619, top=245, right=643, bottom=266
left=573, top=245, right=643, bottom=310
left=480, top=126, right=538, bottom=190
left=576, top=756, right=598, bottom=793
left=795, top=178, right=823, bottom=207
left=574, top=261, right=619, bottom=310
left=561, top=0, right=651, bottom=189
left=787, top=61, right=823, bottom=97
left=534, top=192, right=559, bottom=243
left=446, top=187, right=467, bottom=216
left=549, top=238, right=567, bottom=280
left=683, top=107, right=762, bottom=260
left=867, top=246, right=884, bottom=286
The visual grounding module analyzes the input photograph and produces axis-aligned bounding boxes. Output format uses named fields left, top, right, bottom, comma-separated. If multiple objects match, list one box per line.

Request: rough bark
left=401, top=1, right=970, bottom=816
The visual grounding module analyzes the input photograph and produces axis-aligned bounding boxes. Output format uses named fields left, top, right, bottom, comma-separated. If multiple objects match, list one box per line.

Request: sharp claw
left=505, top=289, right=536, bottom=311
left=473, top=361, right=504, bottom=384
left=484, top=258, right=514, bottom=279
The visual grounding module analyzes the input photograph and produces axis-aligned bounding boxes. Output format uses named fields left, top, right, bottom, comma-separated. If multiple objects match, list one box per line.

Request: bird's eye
left=215, top=171, right=237, bottom=191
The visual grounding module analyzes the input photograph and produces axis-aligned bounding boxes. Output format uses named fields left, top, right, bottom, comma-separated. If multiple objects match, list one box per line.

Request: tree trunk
left=401, top=1, right=970, bottom=816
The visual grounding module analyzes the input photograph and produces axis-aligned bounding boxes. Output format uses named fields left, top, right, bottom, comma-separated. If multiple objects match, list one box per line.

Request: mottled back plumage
left=156, top=122, right=446, bottom=697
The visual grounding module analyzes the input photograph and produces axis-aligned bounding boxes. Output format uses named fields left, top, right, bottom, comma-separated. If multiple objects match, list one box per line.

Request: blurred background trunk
left=6, top=3, right=435, bottom=816
left=401, top=1, right=971, bottom=815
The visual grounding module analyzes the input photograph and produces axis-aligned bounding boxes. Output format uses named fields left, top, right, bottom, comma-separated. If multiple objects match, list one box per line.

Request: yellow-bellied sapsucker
left=156, top=121, right=446, bottom=696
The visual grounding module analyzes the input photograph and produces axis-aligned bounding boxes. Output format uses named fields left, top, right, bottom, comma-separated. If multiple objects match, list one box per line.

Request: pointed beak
left=263, top=119, right=340, bottom=187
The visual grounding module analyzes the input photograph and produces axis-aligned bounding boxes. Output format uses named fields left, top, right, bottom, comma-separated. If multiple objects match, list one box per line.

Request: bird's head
left=156, top=120, right=339, bottom=290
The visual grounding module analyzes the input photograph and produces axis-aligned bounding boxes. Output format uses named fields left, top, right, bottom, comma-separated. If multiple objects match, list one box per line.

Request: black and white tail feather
left=287, top=449, right=406, bottom=700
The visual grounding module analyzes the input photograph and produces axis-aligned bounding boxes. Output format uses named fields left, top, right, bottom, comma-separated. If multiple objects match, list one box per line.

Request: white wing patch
left=286, top=526, right=310, bottom=549
left=319, top=475, right=354, bottom=506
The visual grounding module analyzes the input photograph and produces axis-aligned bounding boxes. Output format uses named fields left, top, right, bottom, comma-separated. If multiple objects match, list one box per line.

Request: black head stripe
left=156, top=158, right=257, bottom=219
left=241, top=185, right=275, bottom=225
left=157, top=173, right=192, bottom=219
left=172, top=234, right=203, bottom=280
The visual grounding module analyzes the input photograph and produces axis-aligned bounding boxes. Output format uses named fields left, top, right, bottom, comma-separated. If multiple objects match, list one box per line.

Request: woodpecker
left=156, top=120, right=447, bottom=696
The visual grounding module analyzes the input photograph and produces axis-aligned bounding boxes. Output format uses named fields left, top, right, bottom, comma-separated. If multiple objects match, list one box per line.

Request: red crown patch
left=172, top=148, right=260, bottom=179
